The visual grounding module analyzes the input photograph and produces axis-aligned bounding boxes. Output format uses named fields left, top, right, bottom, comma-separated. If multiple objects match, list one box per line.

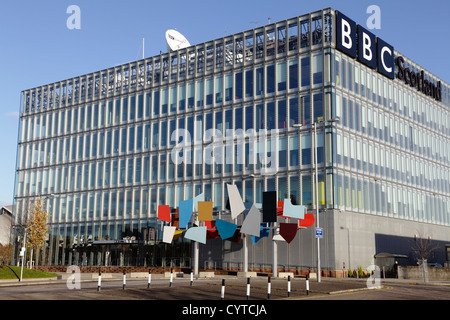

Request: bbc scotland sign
left=335, top=11, right=442, bottom=102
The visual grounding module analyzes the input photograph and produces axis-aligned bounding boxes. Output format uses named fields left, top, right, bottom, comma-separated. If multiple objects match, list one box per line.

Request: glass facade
left=11, top=8, right=450, bottom=270
left=333, top=51, right=450, bottom=225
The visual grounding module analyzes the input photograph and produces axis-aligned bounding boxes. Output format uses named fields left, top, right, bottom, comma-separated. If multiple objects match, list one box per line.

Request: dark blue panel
left=377, top=38, right=395, bottom=79
left=357, top=25, right=377, bottom=69
left=335, top=11, right=357, bottom=58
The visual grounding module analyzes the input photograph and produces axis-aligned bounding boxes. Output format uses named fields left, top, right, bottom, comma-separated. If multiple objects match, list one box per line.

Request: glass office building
left=11, top=8, right=450, bottom=272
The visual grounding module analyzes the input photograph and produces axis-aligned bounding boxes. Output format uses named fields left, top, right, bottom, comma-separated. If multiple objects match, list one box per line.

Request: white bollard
left=306, top=274, right=310, bottom=296
left=148, top=270, right=152, bottom=288
left=97, top=271, right=102, bottom=291
left=246, top=278, right=251, bottom=300
left=221, top=279, right=226, bottom=300
left=287, top=275, right=291, bottom=297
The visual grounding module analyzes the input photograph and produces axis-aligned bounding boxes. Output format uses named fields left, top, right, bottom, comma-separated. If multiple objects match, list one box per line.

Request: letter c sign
left=377, top=38, right=394, bottom=79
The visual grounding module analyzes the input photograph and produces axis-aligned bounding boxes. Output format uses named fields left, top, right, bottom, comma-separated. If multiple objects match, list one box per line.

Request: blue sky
left=0, top=0, right=449, bottom=207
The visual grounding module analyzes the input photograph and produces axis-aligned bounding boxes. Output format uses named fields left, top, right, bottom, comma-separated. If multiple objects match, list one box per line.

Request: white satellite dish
left=166, top=29, right=191, bottom=52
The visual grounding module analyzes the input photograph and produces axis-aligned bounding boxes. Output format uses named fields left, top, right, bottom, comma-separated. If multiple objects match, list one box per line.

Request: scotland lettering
left=396, top=56, right=442, bottom=102
left=336, top=11, right=442, bottom=102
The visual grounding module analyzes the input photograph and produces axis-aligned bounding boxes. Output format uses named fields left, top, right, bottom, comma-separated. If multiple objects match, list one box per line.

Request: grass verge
left=0, top=265, right=58, bottom=280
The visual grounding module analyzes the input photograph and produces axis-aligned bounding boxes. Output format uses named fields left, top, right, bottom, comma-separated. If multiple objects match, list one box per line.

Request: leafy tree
left=0, top=244, right=12, bottom=266
left=26, top=198, right=50, bottom=268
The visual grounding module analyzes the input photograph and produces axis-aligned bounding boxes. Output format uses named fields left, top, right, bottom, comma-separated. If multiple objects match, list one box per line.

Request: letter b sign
left=336, top=12, right=357, bottom=58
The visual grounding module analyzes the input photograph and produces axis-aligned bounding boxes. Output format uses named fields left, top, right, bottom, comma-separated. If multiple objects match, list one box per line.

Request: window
left=289, top=136, right=299, bottom=166
left=317, top=132, right=324, bottom=164
left=313, top=92, right=323, bottom=123
left=235, top=107, right=242, bottom=130
left=289, top=59, right=298, bottom=89
left=302, top=175, right=312, bottom=205
left=301, top=57, right=310, bottom=87
left=161, top=88, right=168, bottom=113
left=277, top=62, right=286, bottom=91
left=245, top=69, right=253, bottom=98
left=214, top=76, right=222, bottom=104
left=152, top=122, right=159, bottom=149
left=138, top=94, right=143, bottom=119
left=122, top=97, right=128, bottom=122
left=301, top=134, right=311, bottom=166
left=205, top=79, right=213, bottom=106
left=245, top=105, right=253, bottom=130
left=120, top=129, right=126, bottom=153
left=153, top=90, right=160, bottom=116
left=128, top=127, right=134, bottom=152
left=302, top=95, right=311, bottom=124
left=225, top=74, right=233, bottom=102
left=266, top=102, right=275, bottom=130
left=289, top=97, right=298, bottom=127
left=256, top=67, right=264, bottom=95
left=266, top=65, right=275, bottom=94
left=278, top=137, right=287, bottom=168
left=187, top=83, right=194, bottom=109
left=278, top=100, right=286, bottom=129
left=160, top=121, right=167, bottom=148
left=235, top=72, right=243, bottom=100
left=256, top=104, right=264, bottom=130
left=312, top=53, right=323, bottom=85
left=178, top=84, right=186, bottom=111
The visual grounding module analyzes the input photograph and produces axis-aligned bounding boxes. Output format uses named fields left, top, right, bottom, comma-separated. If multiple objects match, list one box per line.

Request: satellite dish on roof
left=166, top=29, right=191, bottom=52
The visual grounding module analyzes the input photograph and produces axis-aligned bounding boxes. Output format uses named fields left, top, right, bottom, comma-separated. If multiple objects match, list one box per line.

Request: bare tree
left=410, top=232, right=439, bottom=262
left=410, top=232, right=440, bottom=282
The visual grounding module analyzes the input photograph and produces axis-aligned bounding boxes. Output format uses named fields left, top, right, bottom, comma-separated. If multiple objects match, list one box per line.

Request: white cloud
left=5, top=111, right=19, bottom=118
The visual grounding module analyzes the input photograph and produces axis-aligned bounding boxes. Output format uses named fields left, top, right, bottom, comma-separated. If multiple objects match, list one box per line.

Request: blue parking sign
left=315, top=228, right=323, bottom=238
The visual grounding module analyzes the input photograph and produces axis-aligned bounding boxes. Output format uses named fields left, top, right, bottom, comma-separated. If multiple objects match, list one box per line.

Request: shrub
left=358, top=266, right=364, bottom=278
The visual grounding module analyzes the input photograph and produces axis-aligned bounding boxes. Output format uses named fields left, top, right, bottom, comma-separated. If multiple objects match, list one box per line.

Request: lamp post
left=293, top=118, right=339, bottom=283
left=19, top=227, right=27, bottom=282
left=242, top=175, right=257, bottom=275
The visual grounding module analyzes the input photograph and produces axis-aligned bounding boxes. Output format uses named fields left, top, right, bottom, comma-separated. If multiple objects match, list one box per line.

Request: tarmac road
left=0, top=273, right=449, bottom=301
left=1, top=275, right=449, bottom=319
left=0, top=276, right=323, bottom=300
left=302, top=282, right=450, bottom=300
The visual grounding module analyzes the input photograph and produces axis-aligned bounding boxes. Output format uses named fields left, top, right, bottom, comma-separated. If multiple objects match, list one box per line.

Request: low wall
left=34, top=266, right=351, bottom=278
left=398, top=266, right=450, bottom=281
left=34, top=266, right=188, bottom=274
